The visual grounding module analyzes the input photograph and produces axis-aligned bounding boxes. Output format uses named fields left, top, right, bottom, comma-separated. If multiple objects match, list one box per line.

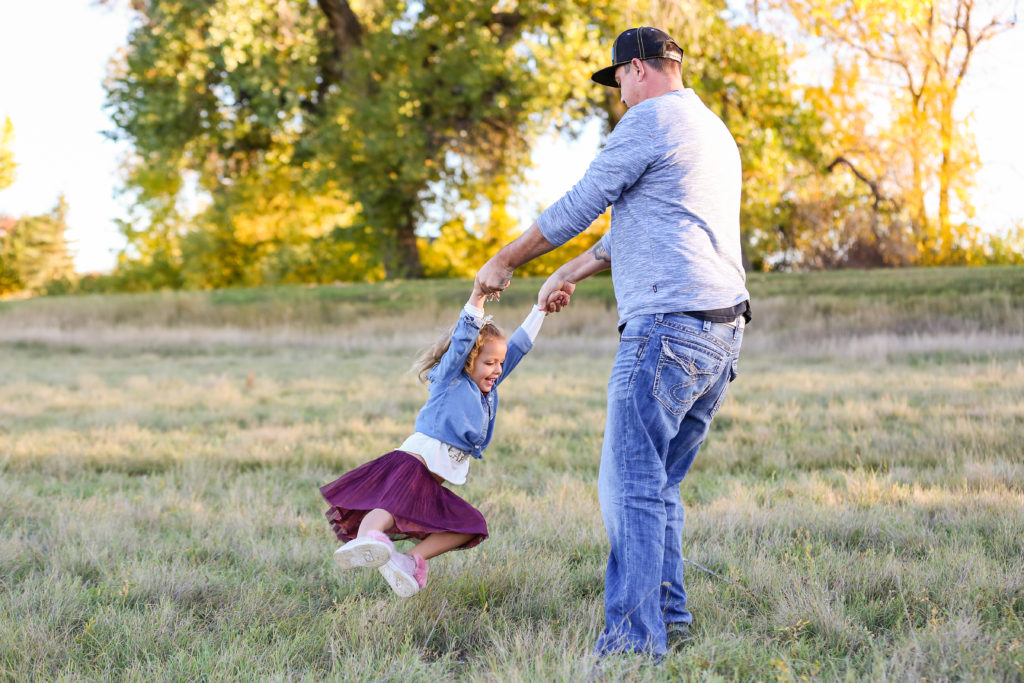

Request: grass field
left=1, top=266, right=1023, bottom=681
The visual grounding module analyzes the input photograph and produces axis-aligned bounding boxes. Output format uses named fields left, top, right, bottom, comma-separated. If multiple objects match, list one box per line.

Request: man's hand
left=544, top=289, right=572, bottom=313
left=475, top=223, right=557, bottom=299
left=475, top=256, right=514, bottom=298
left=539, top=272, right=576, bottom=313
left=535, top=240, right=612, bottom=313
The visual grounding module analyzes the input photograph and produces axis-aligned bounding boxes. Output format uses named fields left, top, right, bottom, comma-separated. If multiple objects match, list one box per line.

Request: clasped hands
left=475, top=256, right=575, bottom=314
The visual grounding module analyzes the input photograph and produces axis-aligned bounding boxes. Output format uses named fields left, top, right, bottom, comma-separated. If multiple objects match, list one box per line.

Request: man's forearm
left=556, top=240, right=612, bottom=284
left=476, top=222, right=559, bottom=294
left=491, top=222, right=557, bottom=270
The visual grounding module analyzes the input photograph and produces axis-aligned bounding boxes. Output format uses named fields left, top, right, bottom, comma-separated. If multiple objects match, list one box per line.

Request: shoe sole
left=333, top=539, right=391, bottom=570
left=379, top=561, right=420, bottom=597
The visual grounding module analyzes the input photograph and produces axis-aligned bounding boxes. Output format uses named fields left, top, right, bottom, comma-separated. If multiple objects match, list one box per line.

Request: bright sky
left=1, top=2, right=1021, bottom=273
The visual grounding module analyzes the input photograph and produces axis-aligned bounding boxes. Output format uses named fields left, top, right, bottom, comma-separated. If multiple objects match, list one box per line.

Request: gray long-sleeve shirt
left=537, top=88, right=749, bottom=328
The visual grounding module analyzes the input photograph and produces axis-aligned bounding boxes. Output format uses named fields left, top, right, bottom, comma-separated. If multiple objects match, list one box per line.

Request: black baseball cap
left=591, top=27, right=683, bottom=88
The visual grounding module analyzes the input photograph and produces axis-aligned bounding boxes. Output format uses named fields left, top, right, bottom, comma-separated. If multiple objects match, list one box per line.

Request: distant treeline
left=4, top=267, right=1021, bottom=334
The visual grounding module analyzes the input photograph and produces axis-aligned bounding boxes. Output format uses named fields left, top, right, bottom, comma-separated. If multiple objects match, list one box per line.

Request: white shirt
left=399, top=431, right=473, bottom=485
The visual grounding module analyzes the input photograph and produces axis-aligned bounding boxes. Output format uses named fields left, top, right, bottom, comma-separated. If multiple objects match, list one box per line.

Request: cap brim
left=591, top=64, right=621, bottom=88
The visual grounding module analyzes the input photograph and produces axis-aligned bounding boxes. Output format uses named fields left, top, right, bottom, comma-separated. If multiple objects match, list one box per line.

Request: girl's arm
left=429, top=287, right=489, bottom=383
left=467, top=286, right=487, bottom=313
left=517, top=305, right=546, bottom=344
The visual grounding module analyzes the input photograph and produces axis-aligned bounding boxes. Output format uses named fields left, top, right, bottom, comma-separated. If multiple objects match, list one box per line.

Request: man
left=475, top=26, right=749, bottom=658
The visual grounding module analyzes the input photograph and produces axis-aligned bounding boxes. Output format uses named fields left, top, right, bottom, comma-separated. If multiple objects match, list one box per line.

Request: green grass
left=2, top=266, right=1023, bottom=680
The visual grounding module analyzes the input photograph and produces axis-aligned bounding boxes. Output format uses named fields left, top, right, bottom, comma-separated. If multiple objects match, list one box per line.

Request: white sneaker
left=333, top=532, right=393, bottom=570
left=379, top=552, right=428, bottom=598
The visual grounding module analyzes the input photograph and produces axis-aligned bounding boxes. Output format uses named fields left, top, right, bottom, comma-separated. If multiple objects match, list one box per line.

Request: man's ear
left=632, top=58, right=646, bottom=81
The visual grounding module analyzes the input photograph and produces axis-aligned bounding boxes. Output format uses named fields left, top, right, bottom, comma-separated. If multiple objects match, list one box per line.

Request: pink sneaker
left=333, top=531, right=393, bottom=570
left=378, top=552, right=429, bottom=598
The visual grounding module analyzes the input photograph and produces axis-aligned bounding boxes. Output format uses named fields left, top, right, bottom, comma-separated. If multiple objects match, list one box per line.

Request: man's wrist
left=555, top=266, right=575, bottom=286
left=490, top=250, right=515, bottom=275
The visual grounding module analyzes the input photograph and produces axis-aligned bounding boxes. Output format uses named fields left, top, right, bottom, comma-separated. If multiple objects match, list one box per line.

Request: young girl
left=319, top=283, right=548, bottom=597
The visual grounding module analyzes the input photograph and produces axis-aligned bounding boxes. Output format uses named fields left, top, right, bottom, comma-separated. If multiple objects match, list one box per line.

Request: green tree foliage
left=106, top=0, right=353, bottom=287
left=0, top=197, right=76, bottom=296
left=106, top=0, right=833, bottom=283
left=105, top=0, right=621, bottom=286
left=0, top=122, right=76, bottom=296
left=316, top=1, right=618, bottom=277
left=982, top=224, right=1024, bottom=265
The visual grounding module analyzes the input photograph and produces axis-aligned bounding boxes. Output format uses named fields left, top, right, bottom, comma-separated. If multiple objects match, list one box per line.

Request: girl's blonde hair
left=414, top=321, right=506, bottom=385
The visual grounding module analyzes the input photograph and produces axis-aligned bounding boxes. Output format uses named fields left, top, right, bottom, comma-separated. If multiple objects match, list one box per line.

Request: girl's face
left=469, top=338, right=507, bottom=394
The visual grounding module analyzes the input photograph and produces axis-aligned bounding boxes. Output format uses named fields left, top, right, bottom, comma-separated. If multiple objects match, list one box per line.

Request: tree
left=0, top=197, right=76, bottom=295
left=765, top=0, right=1016, bottom=264
left=106, top=0, right=350, bottom=287
left=105, top=0, right=621, bottom=284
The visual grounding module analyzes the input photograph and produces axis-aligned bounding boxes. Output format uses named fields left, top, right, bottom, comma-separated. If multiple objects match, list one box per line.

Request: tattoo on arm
left=591, top=243, right=611, bottom=263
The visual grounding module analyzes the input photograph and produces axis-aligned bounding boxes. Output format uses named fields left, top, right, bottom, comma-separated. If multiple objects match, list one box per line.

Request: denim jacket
left=413, top=310, right=533, bottom=459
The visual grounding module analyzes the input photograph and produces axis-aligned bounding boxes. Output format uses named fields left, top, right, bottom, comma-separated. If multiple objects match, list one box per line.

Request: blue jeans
left=593, top=312, right=743, bottom=656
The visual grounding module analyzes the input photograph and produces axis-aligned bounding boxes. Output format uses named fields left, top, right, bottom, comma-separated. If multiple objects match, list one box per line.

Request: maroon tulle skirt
left=320, top=450, right=487, bottom=550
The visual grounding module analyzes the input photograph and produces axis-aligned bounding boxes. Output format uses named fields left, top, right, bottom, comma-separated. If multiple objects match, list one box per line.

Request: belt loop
left=702, top=320, right=712, bottom=333
left=655, top=313, right=664, bottom=323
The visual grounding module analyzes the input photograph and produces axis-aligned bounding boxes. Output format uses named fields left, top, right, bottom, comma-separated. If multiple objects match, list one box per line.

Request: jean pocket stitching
left=652, top=337, right=719, bottom=416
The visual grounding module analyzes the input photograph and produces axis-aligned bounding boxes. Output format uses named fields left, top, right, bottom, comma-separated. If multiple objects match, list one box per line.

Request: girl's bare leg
left=357, top=508, right=395, bottom=536
left=409, top=532, right=474, bottom=560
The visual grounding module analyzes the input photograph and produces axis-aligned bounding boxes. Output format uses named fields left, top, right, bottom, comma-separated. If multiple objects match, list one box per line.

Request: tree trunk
left=909, top=113, right=929, bottom=260
left=740, top=235, right=754, bottom=273
left=381, top=196, right=423, bottom=279
left=393, top=217, right=424, bottom=279
left=316, top=0, right=363, bottom=85
left=937, top=97, right=954, bottom=256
